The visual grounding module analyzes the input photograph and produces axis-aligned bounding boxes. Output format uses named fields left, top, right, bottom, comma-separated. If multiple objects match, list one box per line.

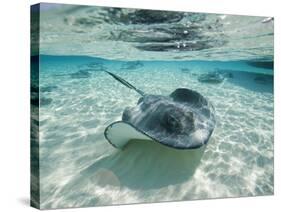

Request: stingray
left=120, top=61, right=144, bottom=70
left=197, top=71, right=225, bottom=84
left=104, top=71, right=216, bottom=150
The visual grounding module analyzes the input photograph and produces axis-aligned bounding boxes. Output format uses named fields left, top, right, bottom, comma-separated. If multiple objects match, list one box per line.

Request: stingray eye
left=162, top=113, right=182, bottom=132
left=122, top=107, right=131, bottom=121
left=137, top=97, right=144, bottom=104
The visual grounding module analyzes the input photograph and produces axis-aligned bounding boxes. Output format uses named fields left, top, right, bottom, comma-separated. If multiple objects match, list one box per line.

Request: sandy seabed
left=37, top=56, right=273, bottom=209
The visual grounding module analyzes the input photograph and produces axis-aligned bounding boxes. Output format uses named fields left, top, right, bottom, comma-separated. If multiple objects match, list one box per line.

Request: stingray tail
left=105, top=71, right=145, bottom=96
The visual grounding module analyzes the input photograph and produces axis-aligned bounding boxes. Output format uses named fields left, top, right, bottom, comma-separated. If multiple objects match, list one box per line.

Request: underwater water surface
left=31, top=3, right=274, bottom=209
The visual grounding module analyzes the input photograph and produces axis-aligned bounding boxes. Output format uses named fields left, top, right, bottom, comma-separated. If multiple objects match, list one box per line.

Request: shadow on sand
left=61, top=140, right=205, bottom=191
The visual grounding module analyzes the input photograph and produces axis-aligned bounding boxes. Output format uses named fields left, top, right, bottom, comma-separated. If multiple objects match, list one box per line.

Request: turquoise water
left=32, top=3, right=274, bottom=209
left=37, top=55, right=273, bottom=208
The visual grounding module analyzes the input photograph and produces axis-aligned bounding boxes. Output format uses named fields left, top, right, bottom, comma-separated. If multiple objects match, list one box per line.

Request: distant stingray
left=120, top=61, right=144, bottom=70
left=40, top=85, right=58, bottom=93
left=70, top=70, right=91, bottom=79
left=54, top=70, right=92, bottom=79
left=197, top=71, right=225, bottom=84
left=104, top=71, right=216, bottom=150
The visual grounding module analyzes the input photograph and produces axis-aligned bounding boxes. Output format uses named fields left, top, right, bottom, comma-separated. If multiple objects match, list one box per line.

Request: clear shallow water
left=31, top=3, right=274, bottom=209
left=37, top=55, right=273, bottom=208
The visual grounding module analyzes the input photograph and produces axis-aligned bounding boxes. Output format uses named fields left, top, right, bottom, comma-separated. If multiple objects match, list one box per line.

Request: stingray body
left=104, top=71, right=216, bottom=149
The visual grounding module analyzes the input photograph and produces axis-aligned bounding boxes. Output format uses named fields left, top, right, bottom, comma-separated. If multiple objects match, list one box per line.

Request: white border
left=0, top=0, right=280, bottom=211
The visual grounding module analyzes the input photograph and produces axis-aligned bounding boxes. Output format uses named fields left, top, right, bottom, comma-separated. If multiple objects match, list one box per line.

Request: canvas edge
left=30, top=3, right=41, bottom=210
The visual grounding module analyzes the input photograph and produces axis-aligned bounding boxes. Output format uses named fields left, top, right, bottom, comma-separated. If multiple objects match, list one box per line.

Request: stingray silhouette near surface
left=104, top=71, right=216, bottom=150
